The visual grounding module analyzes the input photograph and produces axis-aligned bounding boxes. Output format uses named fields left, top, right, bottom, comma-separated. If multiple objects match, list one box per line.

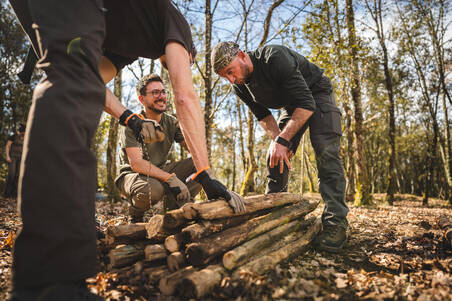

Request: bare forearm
left=131, top=159, right=171, bottom=181
left=278, top=108, right=313, bottom=141
left=259, top=115, right=280, bottom=140
left=105, top=88, right=127, bottom=118
left=165, top=42, right=209, bottom=170
left=99, top=56, right=127, bottom=119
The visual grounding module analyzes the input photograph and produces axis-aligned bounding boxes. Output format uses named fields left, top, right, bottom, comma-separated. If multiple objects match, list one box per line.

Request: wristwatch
left=275, top=136, right=292, bottom=149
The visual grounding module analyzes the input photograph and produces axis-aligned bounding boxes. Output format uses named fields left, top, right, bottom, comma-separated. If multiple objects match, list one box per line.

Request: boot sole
left=313, top=240, right=346, bottom=253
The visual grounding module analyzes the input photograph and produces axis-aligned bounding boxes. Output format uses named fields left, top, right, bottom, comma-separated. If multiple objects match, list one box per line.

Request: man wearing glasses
left=116, top=74, right=202, bottom=223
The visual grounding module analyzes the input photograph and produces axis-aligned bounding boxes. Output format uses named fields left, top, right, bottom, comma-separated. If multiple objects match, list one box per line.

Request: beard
left=147, top=99, right=167, bottom=114
left=236, top=63, right=252, bottom=84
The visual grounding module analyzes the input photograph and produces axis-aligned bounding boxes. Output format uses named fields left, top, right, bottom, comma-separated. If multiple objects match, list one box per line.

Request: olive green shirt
left=116, top=112, right=184, bottom=182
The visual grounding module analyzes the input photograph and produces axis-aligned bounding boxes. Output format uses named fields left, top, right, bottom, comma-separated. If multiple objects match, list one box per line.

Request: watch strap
left=275, top=136, right=292, bottom=149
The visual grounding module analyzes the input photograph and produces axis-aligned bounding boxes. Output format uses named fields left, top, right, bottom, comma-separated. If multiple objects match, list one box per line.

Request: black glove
left=164, top=173, right=191, bottom=207
left=194, top=168, right=246, bottom=213
left=119, top=109, right=165, bottom=143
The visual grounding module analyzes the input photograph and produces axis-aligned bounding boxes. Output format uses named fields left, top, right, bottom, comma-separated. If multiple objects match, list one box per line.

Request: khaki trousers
left=118, top=158, right=202, bottom=217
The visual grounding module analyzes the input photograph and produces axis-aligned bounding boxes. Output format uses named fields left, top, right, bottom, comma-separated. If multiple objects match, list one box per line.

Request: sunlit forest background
left=1, top=0, right=451, bottom=206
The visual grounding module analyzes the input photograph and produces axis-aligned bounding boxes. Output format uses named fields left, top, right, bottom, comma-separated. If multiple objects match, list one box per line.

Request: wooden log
left=164, top=233, right=185, bottom=253
left=159, top=266, right=195, bottom=296
left=108, top=242, right=148, bottom=268
left=179, top=264, right=223, bottom=298
left=186, top=200, right=319, bottom=266
left=167, top=251, right=186, bottom=272
left=162, top=207, right=186, bottom=229
left=143, top=265, right=170, bottom=284
left=232, top=218, right=322, bottom=278
left=163, top=192, right=313, bottom=229
left=223, top=216, right=315, bottom=270
left=180, top=212, right=262, bottom=244
left=144, top=244, right=167, bottom=262
left=106, top=223, right=147, bottom=243
left=145, top=214, right=176, bottom=242
left=189, top=192, right=310, bottom=220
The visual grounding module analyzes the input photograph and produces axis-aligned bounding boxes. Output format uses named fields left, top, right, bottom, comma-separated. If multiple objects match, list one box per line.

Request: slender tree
left=106, top=71, right=122, bottom=202
left=346, top=0, right=372, bottom=206
left=364, top=0, right=397, bottom=204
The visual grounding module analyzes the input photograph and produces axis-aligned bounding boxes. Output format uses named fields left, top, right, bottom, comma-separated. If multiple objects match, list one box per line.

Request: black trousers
left=10, top=0, right=105, bottom=289
left=4, top=156, right=21, bottom=198
left=266, top=76, right=349, bottom=228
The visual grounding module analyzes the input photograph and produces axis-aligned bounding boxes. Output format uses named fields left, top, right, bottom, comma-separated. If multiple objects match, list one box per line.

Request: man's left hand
left=269, top=140, right=292, bottom=174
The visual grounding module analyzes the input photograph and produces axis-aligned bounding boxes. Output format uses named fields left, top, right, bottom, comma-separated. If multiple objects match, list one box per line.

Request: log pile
left=104, top=192, right=322, bottom=298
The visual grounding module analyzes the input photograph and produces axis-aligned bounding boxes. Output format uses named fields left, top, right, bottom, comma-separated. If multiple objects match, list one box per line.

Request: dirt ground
left=1, top=194, right=451, bottom=300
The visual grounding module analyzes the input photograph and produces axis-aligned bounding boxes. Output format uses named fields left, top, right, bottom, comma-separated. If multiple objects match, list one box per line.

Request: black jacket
left=233, top=45, right=324, bottom=120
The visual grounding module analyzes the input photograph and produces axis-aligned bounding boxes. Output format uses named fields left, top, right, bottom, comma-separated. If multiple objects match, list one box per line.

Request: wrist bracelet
left=275, top=136, right=292, bottom=149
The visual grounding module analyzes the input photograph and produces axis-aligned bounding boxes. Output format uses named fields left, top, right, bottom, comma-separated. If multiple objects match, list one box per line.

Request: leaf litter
left=0, top=194, right=450, bottom=300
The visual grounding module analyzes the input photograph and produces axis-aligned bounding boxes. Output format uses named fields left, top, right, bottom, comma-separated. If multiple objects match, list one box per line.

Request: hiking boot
left=313, top=224, right=347, bottom=253
left=9, top=281, right=104, bottom=301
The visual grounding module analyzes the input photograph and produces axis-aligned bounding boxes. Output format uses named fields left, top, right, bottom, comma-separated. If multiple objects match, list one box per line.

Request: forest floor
left=0, top=193, right=451, bottom=300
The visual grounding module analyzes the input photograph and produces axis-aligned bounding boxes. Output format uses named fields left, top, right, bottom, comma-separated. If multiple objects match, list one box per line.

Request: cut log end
left=167, top=251, right=186, bottom=272
left=185, top=243, right=207, bottom=267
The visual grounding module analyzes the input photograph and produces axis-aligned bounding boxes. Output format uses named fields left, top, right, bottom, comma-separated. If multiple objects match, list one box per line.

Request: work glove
left=119, top=109, right=165, bottom=144
left=192, top=168, right=246, bottom=214
left=164, top=173, right=191, bottom=207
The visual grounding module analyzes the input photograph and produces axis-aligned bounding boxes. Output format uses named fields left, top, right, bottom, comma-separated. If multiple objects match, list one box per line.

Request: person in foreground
left=8, top=0, right=244, bottom=300
left=212, top=41, right=348, bottom=253
left=117, top=74, right=202, bottom=222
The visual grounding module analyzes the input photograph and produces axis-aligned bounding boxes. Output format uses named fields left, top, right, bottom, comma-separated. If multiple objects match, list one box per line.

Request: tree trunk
left=203, top=0, right=213, bottom=158
left=240, top=109, right=257, bottom=195
left=185, top=200, right=318, bottom=266
left=106, top=70, right=122, bottom=202
left=232, top=218, right=321, bottom=278
left=346, top=0, right=372, bottom=206
left=365, top=0, right=397, bottom=205
left=223, top=216, right=315, bottom=270
left=236, top=99, right=247, bottom=173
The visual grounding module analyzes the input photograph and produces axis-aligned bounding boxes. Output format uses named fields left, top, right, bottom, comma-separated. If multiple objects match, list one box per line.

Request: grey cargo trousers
left=118, top=158, right=202, bottom=217
left=266, top=75, right=348, bottom=228
left=10, top=0, right=105, bottom=289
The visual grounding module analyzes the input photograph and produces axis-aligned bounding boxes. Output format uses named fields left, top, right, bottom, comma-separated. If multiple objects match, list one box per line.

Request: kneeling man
left=116, top=74, right=201, bottom=222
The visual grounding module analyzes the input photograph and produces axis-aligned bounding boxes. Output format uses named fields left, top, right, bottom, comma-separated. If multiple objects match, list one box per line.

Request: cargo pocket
left=309, top=103, right=342, bottom=136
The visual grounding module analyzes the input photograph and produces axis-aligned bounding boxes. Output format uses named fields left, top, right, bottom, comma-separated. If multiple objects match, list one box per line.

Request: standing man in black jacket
left=212, top=42, right=348, bottom=252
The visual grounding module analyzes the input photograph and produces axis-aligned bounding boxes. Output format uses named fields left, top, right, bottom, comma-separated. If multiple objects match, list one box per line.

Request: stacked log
left=105, top=192, right=322, bottom=298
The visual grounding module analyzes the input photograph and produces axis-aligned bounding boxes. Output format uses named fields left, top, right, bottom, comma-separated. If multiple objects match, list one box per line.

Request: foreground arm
left=164, top=42, right=209, bottom=170
left=164, top=42, right=245, bottom=213
left=99, top=56, right=163, bottom=143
